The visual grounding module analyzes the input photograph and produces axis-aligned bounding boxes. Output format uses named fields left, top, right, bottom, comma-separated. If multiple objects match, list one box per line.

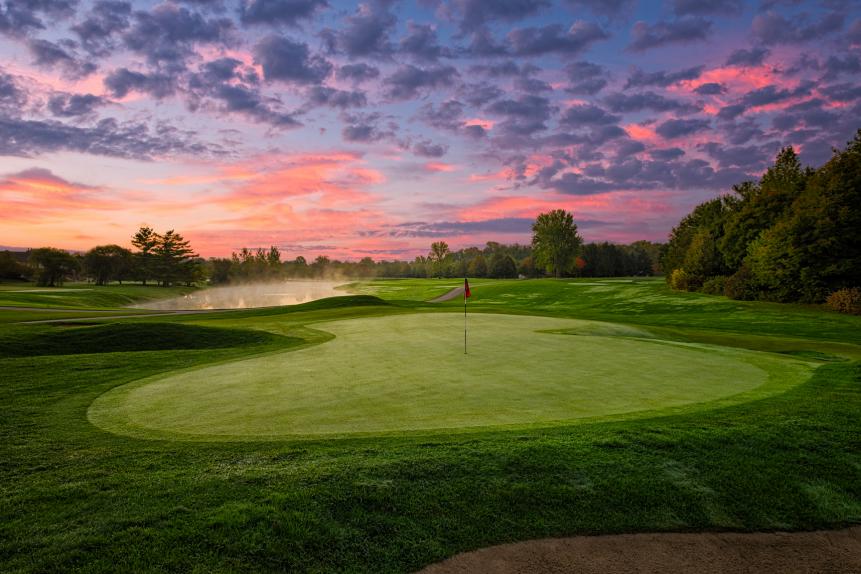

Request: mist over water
left=136, top=280, right=348, bottom=310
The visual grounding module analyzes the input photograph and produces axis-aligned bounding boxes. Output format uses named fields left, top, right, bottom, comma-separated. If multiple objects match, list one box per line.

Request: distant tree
left=290, top=255, right=308, bottom=278
left=131, top=226, right=159, bottom=285
left=662, top=197, right=726, bottom=279
left=451, top=256, right=468, bottom=278
left=29, top=247, right=80, bottom=287
left=267, top=246, right=281, bottom=267
left=489, top=253, right=518, bottom=278
left=518, top=255, right=538, bottom=278
left=209, top=258, right=232, bottom=284
left=153, top=230, right=198, bottom=286
left=531, top=209, right=582, bottom=278
left=468, top=254, right=487, bottom=277
left=357, top=256, right=376, bottom=277
left=83, top=245, right=133, bottom=286
left=428, top=241, right=450, bottom=278
left=311, top=255, right=330, bottom=278
left=0, top=251, right=30, bottom=281
left=628, top=240, right=662, bottom=275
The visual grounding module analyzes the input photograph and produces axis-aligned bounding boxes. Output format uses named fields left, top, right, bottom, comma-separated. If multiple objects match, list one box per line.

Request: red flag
left=464, top=278, right=471, bottom=298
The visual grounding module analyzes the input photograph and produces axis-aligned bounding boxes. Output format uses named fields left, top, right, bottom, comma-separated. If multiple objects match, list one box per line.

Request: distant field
left=1, top=278, right=859, bottom=573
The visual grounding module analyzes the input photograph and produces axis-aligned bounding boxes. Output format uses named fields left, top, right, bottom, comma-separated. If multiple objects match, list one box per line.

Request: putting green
left=89, top=313, right=813, bottom=440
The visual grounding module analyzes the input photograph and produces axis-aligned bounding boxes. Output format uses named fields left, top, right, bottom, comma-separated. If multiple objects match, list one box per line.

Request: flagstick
left=464, top=278, right=467, bottom=355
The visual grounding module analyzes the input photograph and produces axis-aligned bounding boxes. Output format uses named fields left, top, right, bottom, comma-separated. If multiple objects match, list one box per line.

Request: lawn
left=90, top=313, right=811, bottom=439
left=1, top=279, right=860, bottom=573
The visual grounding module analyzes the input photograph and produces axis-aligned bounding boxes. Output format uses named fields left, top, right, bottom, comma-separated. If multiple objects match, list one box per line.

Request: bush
left=724, top=265, right=757, bottom=300
left=701, top=276, right=727, bottom=295
left=668, top=268, right=690, bottom=291
left=825, top=287, right=861, bottom=315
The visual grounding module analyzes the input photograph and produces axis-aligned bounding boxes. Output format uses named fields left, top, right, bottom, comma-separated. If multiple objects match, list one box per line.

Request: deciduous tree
left=531, top=209, right=582, bottom=278
left=29, top=247, right=79, bottom=287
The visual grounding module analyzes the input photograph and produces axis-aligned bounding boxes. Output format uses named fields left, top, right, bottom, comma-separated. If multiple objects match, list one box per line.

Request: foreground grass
left=1, top=282, right=860, bottom=573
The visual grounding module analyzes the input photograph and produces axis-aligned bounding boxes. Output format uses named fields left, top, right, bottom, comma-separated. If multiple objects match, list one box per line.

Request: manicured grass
left=0, top=283, right=196, bottom=309
left=349, top=277, right=861, bottom=346
left=1, top=279, right=859, bottom=573
left=90, top=313, right=811, bottom=439
left=0, top=323, right=291, bottom=358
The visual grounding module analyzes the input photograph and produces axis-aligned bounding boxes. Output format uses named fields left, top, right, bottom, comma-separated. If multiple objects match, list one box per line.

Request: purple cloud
left=629, top=17, right=712, bottom=51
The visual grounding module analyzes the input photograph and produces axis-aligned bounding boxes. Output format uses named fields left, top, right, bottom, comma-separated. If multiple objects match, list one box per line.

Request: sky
left=1, top=0, right=859, bottom=259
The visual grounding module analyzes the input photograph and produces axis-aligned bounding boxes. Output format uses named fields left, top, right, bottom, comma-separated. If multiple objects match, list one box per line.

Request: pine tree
left=131, top=226, right=159, bottom=286
left=153, top=230, right=198, bottom=286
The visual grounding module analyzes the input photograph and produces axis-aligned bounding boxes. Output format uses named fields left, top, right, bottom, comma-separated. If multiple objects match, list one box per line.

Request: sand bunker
left=417, top=527, right=861, bottom=574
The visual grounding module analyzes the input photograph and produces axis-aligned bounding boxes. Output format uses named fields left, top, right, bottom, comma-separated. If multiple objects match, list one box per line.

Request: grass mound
left=0, top=323, right=286, bottom=357
left=0, top=284, right=197, bottom=309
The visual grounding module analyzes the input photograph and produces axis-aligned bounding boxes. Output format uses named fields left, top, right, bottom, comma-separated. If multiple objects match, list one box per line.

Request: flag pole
left=464, top=276, right=467, bottom=355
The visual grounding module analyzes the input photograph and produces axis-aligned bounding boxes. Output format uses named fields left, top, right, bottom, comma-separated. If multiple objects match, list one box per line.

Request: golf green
left=89, top=313, right=812, bottom=439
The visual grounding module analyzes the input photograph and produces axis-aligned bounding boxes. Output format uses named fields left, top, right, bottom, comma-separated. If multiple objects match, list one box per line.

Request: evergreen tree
left=153, top=230, right=198, bottom=286
left=131, top=226, right=159, bottom=286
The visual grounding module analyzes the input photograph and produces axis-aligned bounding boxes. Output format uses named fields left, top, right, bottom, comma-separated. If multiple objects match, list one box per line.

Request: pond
left=135, top=281, right=347, bottom=310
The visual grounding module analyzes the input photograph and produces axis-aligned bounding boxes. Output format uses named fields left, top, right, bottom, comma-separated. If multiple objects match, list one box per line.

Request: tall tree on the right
left=747, top=131, right=861, bottom=302
left=531, top=209, right=582, bottom=279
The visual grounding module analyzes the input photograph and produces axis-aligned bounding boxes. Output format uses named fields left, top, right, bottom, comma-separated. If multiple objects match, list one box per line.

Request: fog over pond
left=136, top=281, right=347, bottom=310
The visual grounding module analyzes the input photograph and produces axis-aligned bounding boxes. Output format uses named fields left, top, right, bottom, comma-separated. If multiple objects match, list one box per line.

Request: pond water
left=135, top=281, right=347, bottom=310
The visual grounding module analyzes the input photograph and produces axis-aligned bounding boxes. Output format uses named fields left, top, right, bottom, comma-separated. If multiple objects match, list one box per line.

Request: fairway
left=89, top=313, right=812, bottom=439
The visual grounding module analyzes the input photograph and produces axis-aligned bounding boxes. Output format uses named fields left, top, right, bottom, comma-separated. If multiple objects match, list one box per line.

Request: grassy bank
left=1, top=279, right=859, bottom=572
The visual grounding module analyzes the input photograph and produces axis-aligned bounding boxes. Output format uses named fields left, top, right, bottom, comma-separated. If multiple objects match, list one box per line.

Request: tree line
left=206, top=235, right=661, bottom=284
left=1, top=215, right=662, bottom=286
left=0, top=227, right=201, bottom=287
left=662, top=130, right=860, bottom=310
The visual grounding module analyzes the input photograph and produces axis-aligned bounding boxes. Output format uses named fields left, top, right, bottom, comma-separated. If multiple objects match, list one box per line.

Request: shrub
left=669, top=268, right=690, bottom=291
left=701, top=276, right=727, bottom=295
left=825, top=287, right=861, bottom=315
left=724, top=265, right=757, bottom=300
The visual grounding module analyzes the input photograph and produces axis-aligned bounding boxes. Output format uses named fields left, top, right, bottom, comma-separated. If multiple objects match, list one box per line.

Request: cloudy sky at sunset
left=1, top=0, right=859, bottom=259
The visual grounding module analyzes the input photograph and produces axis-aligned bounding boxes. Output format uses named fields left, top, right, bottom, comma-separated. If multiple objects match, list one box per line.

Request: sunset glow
left=1, top=0, right=858, bottom=259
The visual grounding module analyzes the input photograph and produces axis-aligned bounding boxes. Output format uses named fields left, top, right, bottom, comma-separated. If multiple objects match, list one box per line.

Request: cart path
left=417, top=526, right=861, bottom=574
left=428, top=287, right=464, bottom=303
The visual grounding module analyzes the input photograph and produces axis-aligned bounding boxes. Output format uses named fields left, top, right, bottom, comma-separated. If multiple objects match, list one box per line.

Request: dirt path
left=428, top=287, right=464, bottom=303
left=417, top=527, right=861, bottom=574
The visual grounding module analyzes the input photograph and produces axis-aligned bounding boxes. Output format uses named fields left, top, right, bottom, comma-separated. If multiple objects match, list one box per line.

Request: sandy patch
left=417, top=527, right=861, bottom=574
